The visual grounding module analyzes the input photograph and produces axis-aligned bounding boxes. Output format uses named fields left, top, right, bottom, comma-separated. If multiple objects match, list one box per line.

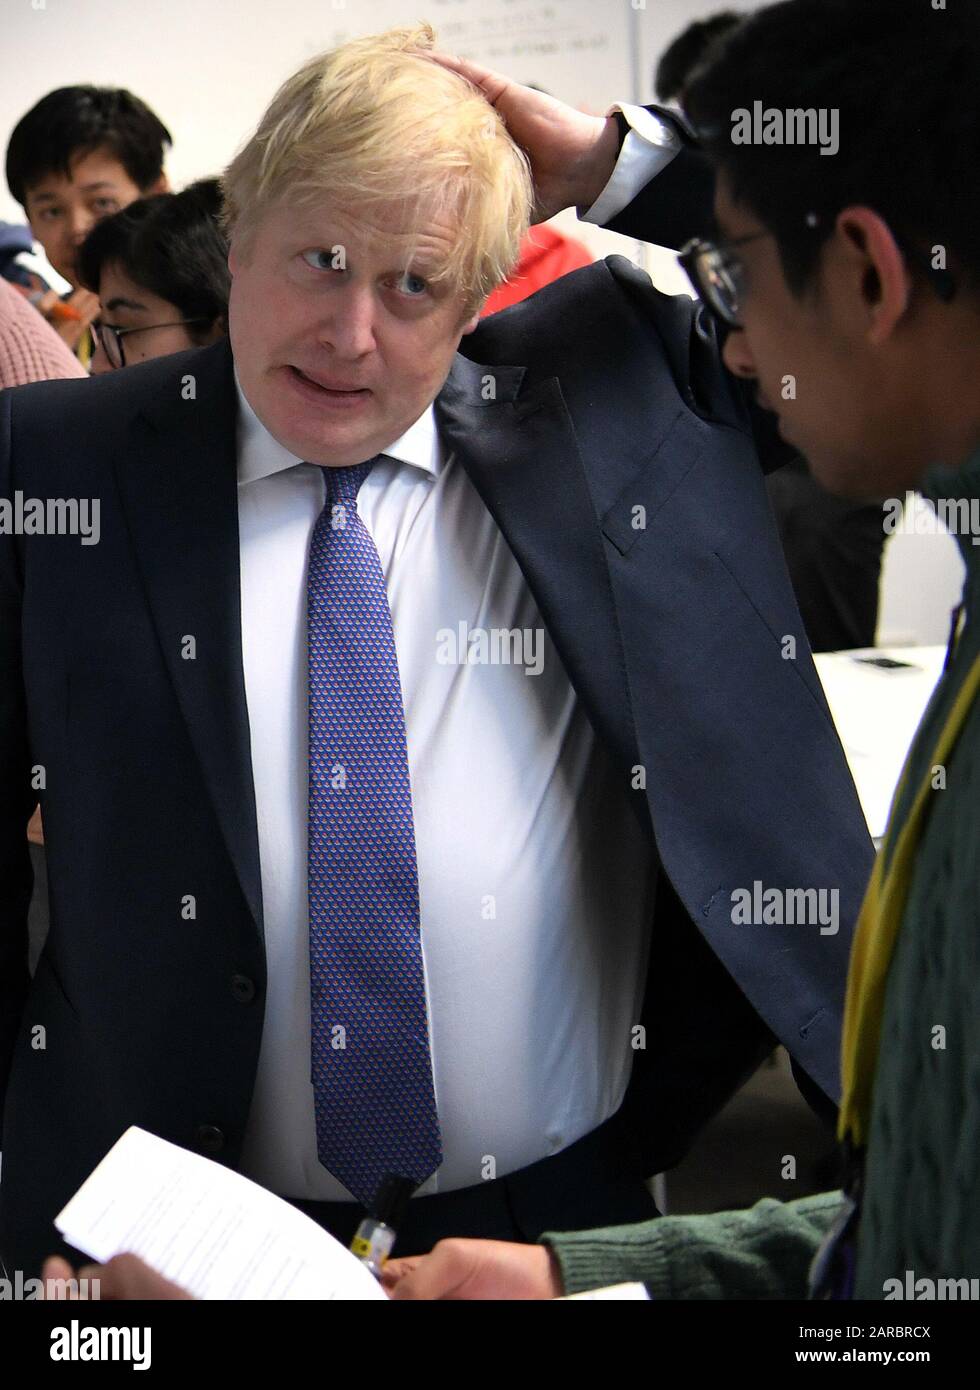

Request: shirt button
left=231, top=974, right=256, bottom=1003
left=196, top=1124, right=225, bottom=1153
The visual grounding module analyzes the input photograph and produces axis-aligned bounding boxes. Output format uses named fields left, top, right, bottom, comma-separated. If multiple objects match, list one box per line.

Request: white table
left=813, top=646, right=946, bottom=843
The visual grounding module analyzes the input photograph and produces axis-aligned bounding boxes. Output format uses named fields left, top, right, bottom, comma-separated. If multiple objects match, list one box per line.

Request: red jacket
left=481, top=224, right=593, bottom=317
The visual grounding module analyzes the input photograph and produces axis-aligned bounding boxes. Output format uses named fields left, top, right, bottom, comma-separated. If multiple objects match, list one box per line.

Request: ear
left=227, top=228, right=255, bottom=278
left=833, top=206, right=914, bottom=345
left=460, top=309, right=482, bottom=336
left=149, top=171, right=171, bottom=194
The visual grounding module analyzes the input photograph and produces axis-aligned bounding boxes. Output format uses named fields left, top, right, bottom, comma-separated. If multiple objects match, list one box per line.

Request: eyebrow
left=395, top=261, right=440, bottom=282
left=30, top=181, right=119, bottom=204
left=294, top=222, right=444, bottom=270
left=104, top=295, right=148, bottom=312
left=346, top=246, right=440, bottom=274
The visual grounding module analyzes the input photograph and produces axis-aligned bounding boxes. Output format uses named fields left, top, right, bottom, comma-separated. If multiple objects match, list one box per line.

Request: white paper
left=55, top=1126, right=387, bottom=1301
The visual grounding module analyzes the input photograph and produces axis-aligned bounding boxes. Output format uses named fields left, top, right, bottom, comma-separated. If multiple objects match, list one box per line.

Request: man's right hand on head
left=420, top=49, right=618, bottom=223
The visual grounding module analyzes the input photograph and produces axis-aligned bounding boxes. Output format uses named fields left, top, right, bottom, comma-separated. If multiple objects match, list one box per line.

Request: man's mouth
left=287, top=365, right=371, bottom=399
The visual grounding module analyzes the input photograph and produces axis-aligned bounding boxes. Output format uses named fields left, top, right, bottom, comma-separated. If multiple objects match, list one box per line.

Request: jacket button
left=196, top=1124, right=225, bottom=1153
left=231, top=973, right=256, bottom=1003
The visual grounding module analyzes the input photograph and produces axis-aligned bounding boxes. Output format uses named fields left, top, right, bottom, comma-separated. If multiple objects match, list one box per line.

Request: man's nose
left=69, top=207, right=96, bottom=245
left=319, top=283, right=377, bottom=357
left=722, top=328, right=757, bottom=379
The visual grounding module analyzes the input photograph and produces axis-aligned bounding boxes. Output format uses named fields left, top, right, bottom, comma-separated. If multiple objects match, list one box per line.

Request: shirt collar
left=234, top=363, right=442, bottom=485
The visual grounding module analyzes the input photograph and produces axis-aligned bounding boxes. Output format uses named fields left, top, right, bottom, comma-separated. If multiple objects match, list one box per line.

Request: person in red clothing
left=480, top=221, right=592, bottom=316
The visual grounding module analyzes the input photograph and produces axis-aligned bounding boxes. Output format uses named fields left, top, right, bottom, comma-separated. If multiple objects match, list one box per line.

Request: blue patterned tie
left=307, top=456, right=442, bottom=1207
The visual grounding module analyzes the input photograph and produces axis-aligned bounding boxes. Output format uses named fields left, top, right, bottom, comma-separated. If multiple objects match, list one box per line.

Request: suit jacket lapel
left=435, top=353, right=635, bottom=765
left=113, top=338, right=264, bottom=938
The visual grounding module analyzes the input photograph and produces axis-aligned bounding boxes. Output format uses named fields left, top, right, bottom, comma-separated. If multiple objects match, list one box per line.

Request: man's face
left=227, top=196, right=481, bottom=468
left=24, top=145, right=164, bottom=286
left=90, top=260, right=220, bottom=374
left=714, top=176, right=919, bottom=498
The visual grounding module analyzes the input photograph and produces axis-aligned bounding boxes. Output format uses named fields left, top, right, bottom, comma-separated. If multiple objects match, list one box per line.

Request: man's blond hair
left=221, top=24, right=533, bottom=315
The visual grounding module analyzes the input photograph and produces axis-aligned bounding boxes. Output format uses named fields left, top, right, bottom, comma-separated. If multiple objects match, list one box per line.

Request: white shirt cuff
left=579, top=103, right=682, bottom=226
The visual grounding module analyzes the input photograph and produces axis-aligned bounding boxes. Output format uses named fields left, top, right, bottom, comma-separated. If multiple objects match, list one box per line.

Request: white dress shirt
left=238, top=109, right=676, bottom=1201
left=581, top=103, right=682, bottom=226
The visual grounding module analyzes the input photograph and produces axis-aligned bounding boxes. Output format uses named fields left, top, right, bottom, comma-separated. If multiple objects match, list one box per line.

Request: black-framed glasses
left=678, top=231, right=769, bottom=329
left=92, top=318, right=211, bottom=368
left=679, top=217, right=957, bottom=331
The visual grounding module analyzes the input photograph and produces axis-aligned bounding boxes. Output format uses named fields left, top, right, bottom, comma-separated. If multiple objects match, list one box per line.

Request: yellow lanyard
left=76, top=325, right=92, bottom=371
left=838, top=634, right=980, bottom=1146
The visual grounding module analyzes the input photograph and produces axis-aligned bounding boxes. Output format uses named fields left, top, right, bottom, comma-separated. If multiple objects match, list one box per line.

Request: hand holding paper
left=53, top=1126, right=387, bottom=1301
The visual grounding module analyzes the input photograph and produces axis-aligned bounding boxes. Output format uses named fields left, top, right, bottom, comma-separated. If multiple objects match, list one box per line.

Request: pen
left=27, top=290, right=83, bottom=323
left=349, top=1174, right=415, bottom=1279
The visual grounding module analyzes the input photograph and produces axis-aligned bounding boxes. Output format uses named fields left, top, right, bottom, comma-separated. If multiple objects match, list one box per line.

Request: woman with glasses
left=78, top=177, right=229, bottom=372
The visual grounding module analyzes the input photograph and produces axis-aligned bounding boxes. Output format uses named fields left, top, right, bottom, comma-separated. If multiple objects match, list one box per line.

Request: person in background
left=479, top=221, right=592, bottom=317
left=78, top=178, right=229, bottom=373
left=655, top=7, right=887, bottom=653
left=0, top=275, right=86, bottom=390
left=4, top=86, right=173, bottom=366
left=653, top=9, right=744, bottom=113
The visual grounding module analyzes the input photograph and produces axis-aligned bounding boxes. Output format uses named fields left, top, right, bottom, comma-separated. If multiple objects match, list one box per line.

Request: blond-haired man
left=2, top=26, right=871, bottom=1281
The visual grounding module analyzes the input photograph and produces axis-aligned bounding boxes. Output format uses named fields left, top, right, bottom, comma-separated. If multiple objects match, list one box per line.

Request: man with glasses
left=80, top=181, right=229, bottom=372
left=678, top=225, right=958, bottom=336
left=92, top=317, right=213, bottom=370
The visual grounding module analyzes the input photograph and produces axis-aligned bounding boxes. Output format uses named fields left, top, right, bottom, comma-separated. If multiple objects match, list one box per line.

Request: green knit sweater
left=546, top=1191, right=844, bottom=1298
left=544, top=446, right=980, bottom=1299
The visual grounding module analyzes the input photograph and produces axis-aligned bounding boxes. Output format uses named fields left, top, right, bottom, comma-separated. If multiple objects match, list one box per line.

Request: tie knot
left=324, top=457, right=380, bottom=505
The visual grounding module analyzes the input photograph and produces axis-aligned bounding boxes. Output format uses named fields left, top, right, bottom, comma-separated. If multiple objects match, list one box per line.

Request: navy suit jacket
left=0, top=214, right=874, bottom=1277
